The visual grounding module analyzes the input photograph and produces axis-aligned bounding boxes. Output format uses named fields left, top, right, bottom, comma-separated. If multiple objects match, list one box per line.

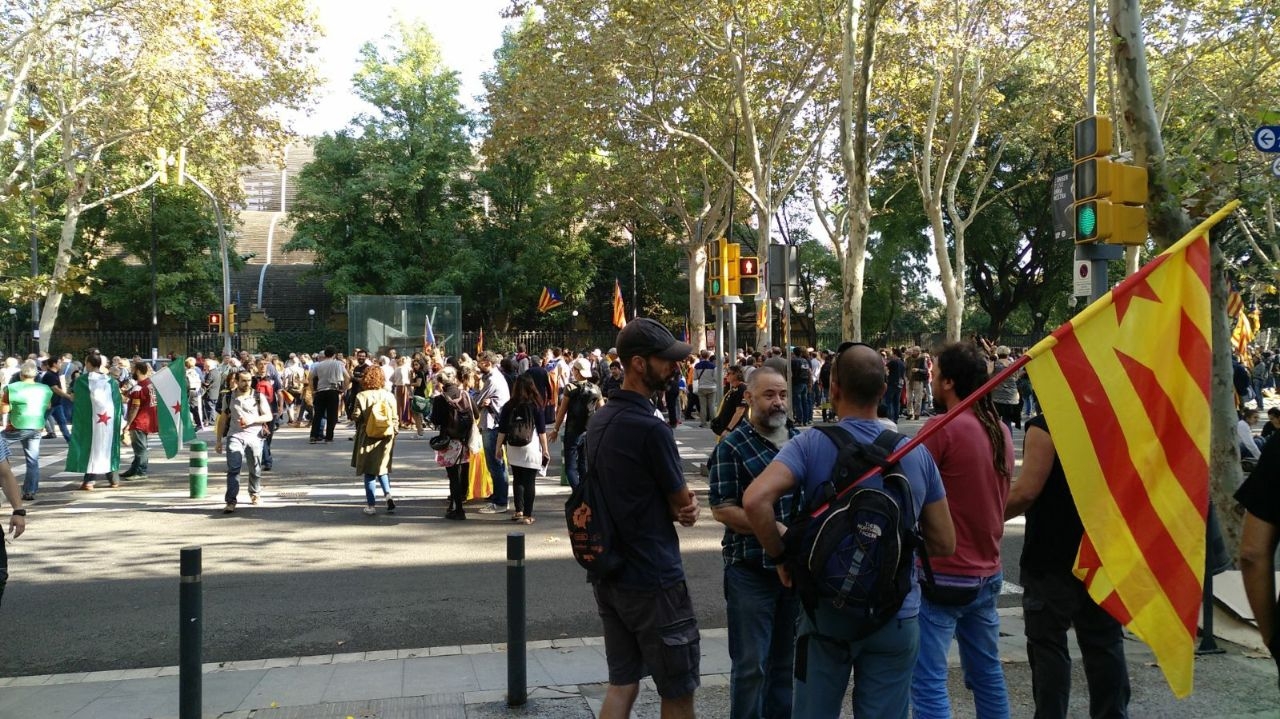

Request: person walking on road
left=1006, top=413, right=1132, bottom=717
left=1, top=361, right=53, bottom=500
left=584, top=317, right=701, bottom=719
left=0, top=439, right=28, bottom=608
left=310, top=346, right=348, bottom=444
left=66, top=348, right=124, bottom=491
left=548, top=357, right=602, bottom=489
left=121, top=361, right=159, bottom=480
left=496, top=374, right=549, bottom=525
left=911, top=341, right=1014, bottom=719
left=475, top=351, right=511, bottom=514
left=708, top=366, right=799, bottom=719
left=351, top=364, right=398, bottom=516
left=215, top=370, right=273, bottom=513
left=430, top=366, right=476, bottom=520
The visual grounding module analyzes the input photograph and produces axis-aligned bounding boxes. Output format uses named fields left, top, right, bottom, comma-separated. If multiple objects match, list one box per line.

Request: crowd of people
left=0, top=323, right=1277, bottom=717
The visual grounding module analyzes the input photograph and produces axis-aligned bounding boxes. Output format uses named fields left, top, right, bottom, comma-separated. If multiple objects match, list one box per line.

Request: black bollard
left=507, top=533, right=527, bottom=706
left=179, top=546, right=203, bottom=718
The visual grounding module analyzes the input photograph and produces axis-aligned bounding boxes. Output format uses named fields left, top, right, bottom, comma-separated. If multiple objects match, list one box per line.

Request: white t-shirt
left=1238, top=419, right=1262, bottom=460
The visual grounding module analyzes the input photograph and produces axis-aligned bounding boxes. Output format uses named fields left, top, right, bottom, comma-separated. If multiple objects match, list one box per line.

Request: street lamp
left=308, top=308, right=316, bottom=331
left=7, top=308, right=15, bottom=356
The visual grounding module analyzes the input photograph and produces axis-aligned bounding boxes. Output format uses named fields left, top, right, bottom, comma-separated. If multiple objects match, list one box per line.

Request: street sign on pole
left=1254, top=126, right=1280, bottom=153
left=1073, top=259, right=1092, bottom=296
left=1271, top=156, right=1280, bottom=178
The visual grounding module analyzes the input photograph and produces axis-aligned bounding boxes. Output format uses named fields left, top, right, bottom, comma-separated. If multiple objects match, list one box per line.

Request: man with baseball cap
left=582, top=318, right=701, bottom=718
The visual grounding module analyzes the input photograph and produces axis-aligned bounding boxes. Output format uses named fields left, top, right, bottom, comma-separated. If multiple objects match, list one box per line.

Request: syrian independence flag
left=153, top=359, right=197, bottom=458
left=66, top=372, right=122, bottom=474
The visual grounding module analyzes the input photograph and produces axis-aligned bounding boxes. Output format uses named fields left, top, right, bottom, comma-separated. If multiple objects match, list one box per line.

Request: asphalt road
left=1, top=414, right=1028, bottom=677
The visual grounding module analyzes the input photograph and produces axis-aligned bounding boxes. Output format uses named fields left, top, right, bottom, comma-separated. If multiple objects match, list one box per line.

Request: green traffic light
left=1078, top=203, right=1097, bottom=238
left=711, top=279, right=721, bottom=295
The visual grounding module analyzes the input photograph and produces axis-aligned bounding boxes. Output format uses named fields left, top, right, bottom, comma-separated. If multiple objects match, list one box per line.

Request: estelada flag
left=423, top=313, right=436, bottom=352
left=476, top=328, right=485, bottom=355
left=1023, top=201, right=1238, bottom=698
left=538, top=287, right=564, bottom=313
left=612, top=279, right=626, bottom=329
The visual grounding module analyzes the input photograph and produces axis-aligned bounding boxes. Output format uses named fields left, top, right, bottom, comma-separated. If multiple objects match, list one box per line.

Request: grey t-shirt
left=311, top=358, right=347, bottom=392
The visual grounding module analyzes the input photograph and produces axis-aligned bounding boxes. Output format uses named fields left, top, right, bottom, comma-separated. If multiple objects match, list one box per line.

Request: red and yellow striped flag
left=612, top=280, right=626, bottom=329
left=1024, top=201, right=1237, bottom=698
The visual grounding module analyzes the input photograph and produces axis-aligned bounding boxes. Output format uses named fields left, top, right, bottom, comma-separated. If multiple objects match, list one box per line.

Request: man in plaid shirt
left=708, top=366, right=800, bottom=719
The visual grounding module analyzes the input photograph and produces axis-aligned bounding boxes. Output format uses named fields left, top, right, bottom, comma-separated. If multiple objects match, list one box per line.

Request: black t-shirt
left=584, top=390, right=687, bottom=589
left=1237, top=438, right=1280, bottom=526
left=38, top=369, right=60, bottom=393
left=887, top=356, right=906, bottom=388
left=790, top=357, right=811, bottom=384
left=715, top=384, right=747, bottom=431
left=1020, top=414, right=1086, bottom=575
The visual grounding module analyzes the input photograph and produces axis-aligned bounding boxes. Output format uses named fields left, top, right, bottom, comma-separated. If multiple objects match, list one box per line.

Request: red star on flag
left=97, top=412, right=111, bottom=424
left=172, top=402, right=182, bottom=415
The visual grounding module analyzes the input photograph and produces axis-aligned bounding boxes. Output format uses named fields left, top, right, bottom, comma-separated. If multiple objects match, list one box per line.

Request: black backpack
left=784, top=426, right=934, bottom=659
left=791, top=357, right=811, bottom=384
left=506, top=402, right=537, bottom=446
left=566, top=414, right=625, bottom=579
left=565, top=382, right=601, bottom=435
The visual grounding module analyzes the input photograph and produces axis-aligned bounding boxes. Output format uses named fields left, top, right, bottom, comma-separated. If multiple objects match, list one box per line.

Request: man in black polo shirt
left=1237, top=437, right=1280, bottom=689
left=586, top=318, right=701, bottom=718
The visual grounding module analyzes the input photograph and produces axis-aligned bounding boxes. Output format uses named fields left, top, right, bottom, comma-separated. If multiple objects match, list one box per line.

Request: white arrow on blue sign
left=1255, top=126, right=1280, bottom=152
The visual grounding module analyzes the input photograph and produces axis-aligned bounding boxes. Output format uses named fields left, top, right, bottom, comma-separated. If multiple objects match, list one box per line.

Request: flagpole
left=812, top=200, right=1241, bottom=516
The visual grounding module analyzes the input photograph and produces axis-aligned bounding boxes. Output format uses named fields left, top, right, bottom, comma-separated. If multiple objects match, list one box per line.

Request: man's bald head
left=833, top=344, right=887, bottom=408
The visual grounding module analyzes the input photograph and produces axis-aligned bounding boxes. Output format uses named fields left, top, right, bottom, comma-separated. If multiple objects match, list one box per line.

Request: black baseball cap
left=616, top=318, right=693, bottom=361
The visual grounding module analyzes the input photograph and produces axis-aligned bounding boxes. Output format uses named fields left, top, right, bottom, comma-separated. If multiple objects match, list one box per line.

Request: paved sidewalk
left=1, top=608, right=1277, bottom=718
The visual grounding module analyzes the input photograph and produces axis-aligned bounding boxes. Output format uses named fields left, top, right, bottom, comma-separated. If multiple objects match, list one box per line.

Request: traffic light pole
left=182, top=173, right=233, bottom=358
left=1078, top=242, right=1124, bottom=304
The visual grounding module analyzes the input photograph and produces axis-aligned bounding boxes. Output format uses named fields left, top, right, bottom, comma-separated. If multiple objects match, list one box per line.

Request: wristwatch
left=11, top=509, right=26, bottom=517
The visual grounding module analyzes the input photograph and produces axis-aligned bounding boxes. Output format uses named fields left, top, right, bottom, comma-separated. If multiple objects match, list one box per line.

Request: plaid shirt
left=708, top=420, right=799, bottom=569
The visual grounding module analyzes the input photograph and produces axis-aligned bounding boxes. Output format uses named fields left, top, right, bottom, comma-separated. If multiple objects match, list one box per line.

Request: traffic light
left=738, top=256, right=760, bottom=296
left=725, top=242, right=742, bottom=297
left=707, top=239, right=723, bottom=297
left=1072, top=115, right=1147, bottom=245
left=207, top=312, right=222, bottom=332
left=227, top=303, right=237, bottom=333
left=176, top=147, right=186, bottom=186
left=156, top=147, right=169, bottom=184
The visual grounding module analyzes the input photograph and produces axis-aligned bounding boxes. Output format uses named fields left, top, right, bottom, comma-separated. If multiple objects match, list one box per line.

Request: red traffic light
left=208, top=312, right=222, bottom=325
left=738, top=256, right=759, bottom=277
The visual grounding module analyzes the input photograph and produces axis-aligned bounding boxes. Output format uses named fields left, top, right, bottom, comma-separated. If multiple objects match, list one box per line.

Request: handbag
left=466, top=420, right=483, bottom=455
left=411, top=394, right=430, bottom=414
left=429, top=434, right=452, bottom=451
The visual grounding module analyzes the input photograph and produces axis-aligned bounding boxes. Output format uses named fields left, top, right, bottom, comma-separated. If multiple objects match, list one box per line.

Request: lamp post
left=7, top=308, right=15, bottom=356
left=308, top=308, right=315, bottom=332
left=179, top=171, right=232, bottom=358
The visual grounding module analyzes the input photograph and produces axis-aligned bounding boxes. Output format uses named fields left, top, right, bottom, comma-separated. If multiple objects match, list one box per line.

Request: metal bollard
left=189, top=442, right=208, bottom=499
left=507, top=533, right=527, bottom=706
left=1197, top=502, right=1227, bottom=655
left=179, top=547, right=203, bottom=718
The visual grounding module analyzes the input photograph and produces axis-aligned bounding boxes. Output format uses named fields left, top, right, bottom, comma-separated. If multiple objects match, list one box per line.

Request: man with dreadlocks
left=910, top=341, right=1014, bottom=719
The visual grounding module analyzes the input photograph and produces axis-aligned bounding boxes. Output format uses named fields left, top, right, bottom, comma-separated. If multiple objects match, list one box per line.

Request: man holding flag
left=121, top=361, right=159, bottom=479
left=66, top=348, right=123, bottom=491
left=152, top=358, right=198, bottom=460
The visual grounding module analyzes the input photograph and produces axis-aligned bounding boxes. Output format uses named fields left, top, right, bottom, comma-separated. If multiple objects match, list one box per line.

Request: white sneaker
left=363, top=506, right=377, bottom=516
left=478, top=503, right=509, bottom=514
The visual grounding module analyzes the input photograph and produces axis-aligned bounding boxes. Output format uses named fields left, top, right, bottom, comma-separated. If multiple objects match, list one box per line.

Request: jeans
left=127, top=429, right=150, bottom=474
left=912, top=573, right=1009, bottom=719
left=793, top=606, right=919, bottom=719
left=0, top=531, right=8, bottom=607
left=885, top=385, right=903, bottom=422
left=1022, top=391, right=1039, bottom=418
left=1022, top=569, right=1130, bottom=718
left=363, top=473, right=391, bottom=506
left=2, top=429, right=41, bottom=496
left=312, top=389, right=340, bottom=441
left=792, top=383, right=811, bottom=425
left=724, top=563, right=798, bottom=719
left=48, top=402, right=71, bottom=440
left=482, top=427, right=508, bottom=505
left=562, top=431, right=583, bottom=489
left=224, top=433, right=263, bottom=504
left=511, top=465, right=537, bottom=516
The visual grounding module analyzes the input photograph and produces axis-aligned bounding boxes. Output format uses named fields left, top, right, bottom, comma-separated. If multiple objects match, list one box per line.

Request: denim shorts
left=593, top=580, right=701, bottom=699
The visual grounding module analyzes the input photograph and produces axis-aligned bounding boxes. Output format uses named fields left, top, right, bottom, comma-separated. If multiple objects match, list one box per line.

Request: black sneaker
left=120, top=468, right=139, bottom=478
left=386, top=496, right=396, bottom=514
left=20, top=493, right=33, bottom=501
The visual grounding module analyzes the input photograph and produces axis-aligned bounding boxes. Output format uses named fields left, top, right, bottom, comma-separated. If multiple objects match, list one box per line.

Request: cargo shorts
left=593, top=579, right=701, bottom=699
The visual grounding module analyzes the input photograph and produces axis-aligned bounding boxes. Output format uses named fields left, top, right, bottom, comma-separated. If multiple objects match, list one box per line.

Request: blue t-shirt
left=584, top=390, right=687, bottom=590
left=775, top=417, right=945, bottom=618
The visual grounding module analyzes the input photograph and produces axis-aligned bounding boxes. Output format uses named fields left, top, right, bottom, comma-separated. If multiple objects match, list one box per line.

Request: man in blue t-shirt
left=585, top=318, right=700, bottom=718
left=744, top=342, right=955, bottom=719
